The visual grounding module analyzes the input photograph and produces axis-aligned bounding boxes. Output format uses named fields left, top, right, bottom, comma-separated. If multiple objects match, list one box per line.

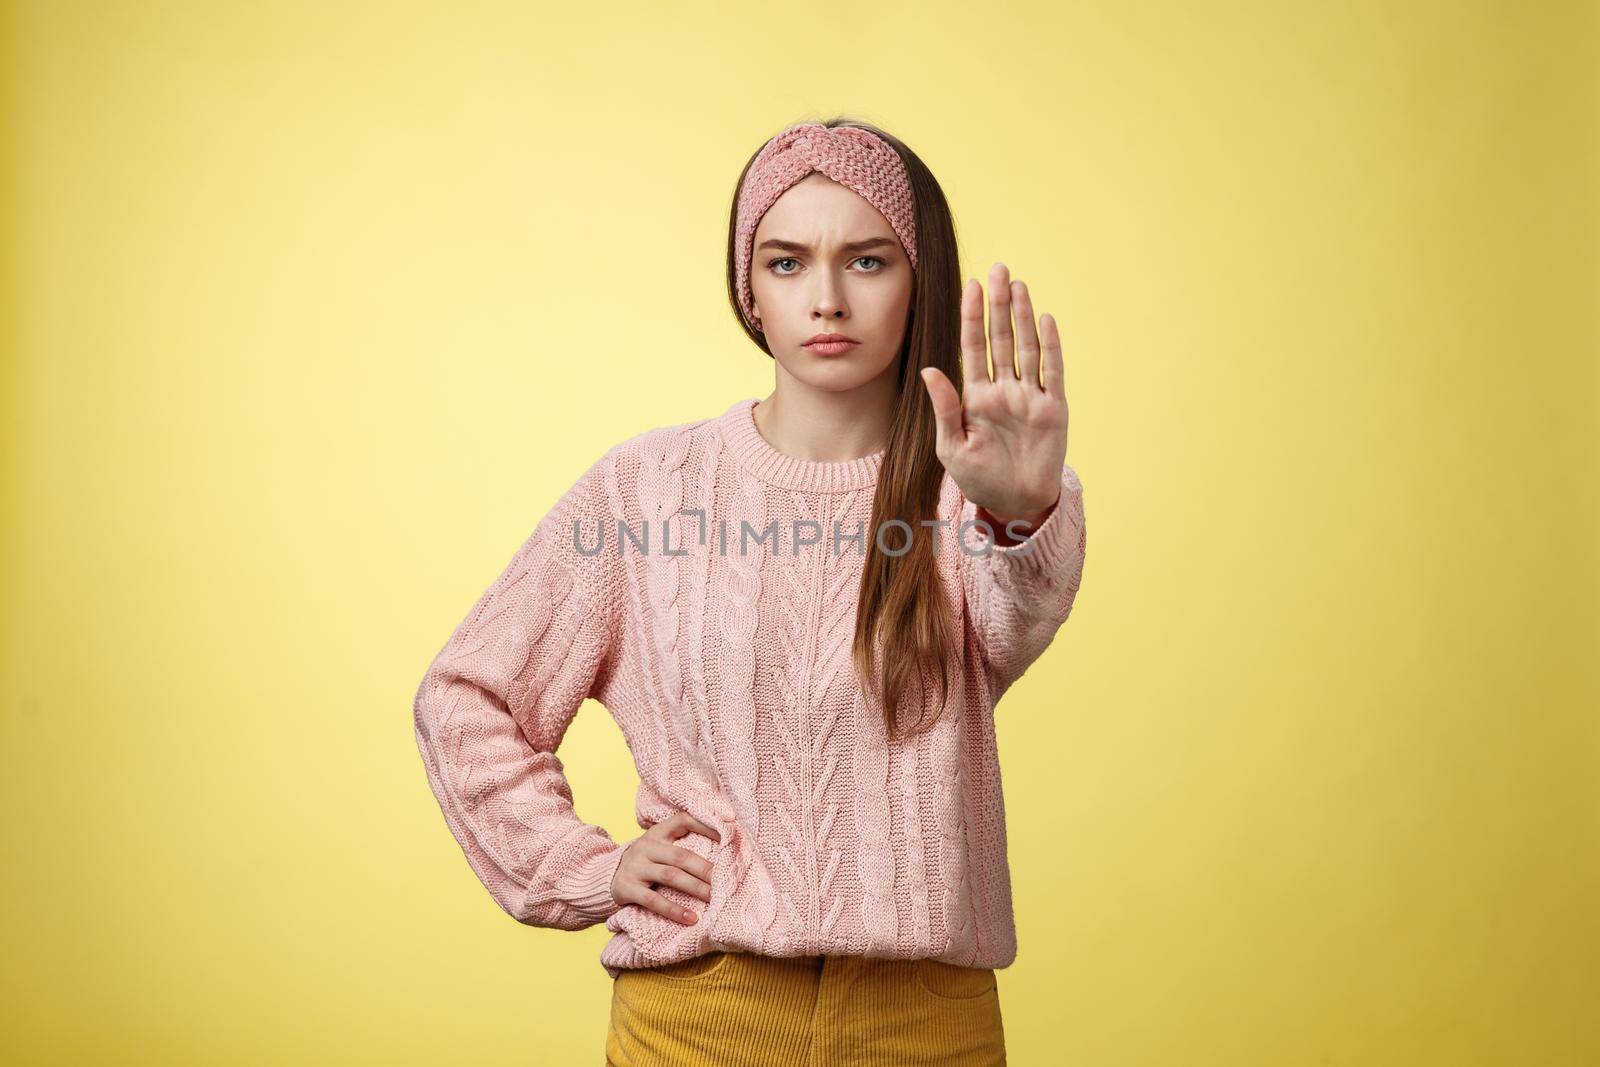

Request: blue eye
left=765, top=254, right=886, bottom=275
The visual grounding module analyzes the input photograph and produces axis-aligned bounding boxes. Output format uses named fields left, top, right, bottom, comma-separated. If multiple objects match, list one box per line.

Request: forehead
left=755, top=173, right=896, bottom=244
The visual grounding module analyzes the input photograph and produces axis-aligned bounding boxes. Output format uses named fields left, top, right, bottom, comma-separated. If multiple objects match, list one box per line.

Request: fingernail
left=684, top=910, right=697, bottom=923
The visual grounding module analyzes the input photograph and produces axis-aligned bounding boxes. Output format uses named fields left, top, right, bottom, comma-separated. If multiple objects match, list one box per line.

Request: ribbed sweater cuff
left=558, top=841, right=627, bottom=925
left=977, top=484, right=1082, bottom=576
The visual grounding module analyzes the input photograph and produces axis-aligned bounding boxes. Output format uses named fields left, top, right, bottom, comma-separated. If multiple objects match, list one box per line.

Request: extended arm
left=960, top=463, right=1087, bottom=701
left=921, top=265, right=1087, bottom=701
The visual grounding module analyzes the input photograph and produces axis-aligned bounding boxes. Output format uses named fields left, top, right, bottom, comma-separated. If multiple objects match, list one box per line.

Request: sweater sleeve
left=959, top=463, right=1087, bottom=704
left=412, top=449, right=627, bottom=931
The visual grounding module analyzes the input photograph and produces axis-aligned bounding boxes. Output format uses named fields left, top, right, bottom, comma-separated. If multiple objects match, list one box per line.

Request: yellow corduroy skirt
left=605, top=950, right=1006, bottom=1066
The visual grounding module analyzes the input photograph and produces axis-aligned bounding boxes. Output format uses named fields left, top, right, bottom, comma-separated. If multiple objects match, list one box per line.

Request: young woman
left=412, top=117, right=1087, bottom=1065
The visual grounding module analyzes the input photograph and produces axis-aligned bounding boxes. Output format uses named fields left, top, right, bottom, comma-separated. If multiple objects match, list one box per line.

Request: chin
left=782, top=354, right=896, bottom=390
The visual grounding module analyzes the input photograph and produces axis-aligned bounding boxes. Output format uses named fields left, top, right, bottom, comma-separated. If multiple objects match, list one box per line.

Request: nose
left=810, top=272, right=848, bottom=321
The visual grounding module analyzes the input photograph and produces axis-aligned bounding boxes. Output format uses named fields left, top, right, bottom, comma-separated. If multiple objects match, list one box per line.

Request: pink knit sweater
left=413, top=397, right=1087, bottom=979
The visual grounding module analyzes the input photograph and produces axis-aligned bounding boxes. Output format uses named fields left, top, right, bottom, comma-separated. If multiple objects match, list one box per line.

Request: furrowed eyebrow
left=755, top=237, right=898, bottom=255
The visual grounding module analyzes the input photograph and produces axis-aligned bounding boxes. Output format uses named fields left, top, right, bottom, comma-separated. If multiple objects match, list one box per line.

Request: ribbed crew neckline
left=717, top=397, right=886, bottom=493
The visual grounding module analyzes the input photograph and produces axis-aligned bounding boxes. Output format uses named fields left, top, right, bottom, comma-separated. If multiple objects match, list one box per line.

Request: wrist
left=976, top=494, right=1060, bottom=545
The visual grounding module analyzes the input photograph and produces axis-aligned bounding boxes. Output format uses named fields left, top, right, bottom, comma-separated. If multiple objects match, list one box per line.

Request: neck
left=754, top=373, right=897, bottom=462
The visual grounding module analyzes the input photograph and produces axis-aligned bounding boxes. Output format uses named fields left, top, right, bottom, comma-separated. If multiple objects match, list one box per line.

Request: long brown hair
left=725, top=115, right=964, bottom=741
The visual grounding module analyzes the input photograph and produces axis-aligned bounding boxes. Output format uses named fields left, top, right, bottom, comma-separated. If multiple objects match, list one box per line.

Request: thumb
left=920, top=366, right=966, bottom=459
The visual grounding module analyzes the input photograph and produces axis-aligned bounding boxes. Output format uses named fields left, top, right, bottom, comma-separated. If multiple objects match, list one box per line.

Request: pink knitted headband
left=734, top=122, right=918, bottom=332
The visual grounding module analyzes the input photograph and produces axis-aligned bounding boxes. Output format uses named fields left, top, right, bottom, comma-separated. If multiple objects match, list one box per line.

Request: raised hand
left=919, top=262, right=1070, bottom=538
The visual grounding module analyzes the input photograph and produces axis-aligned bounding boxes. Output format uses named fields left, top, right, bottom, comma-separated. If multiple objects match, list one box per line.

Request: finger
left=919, top=366, right=966, bottom=459
left=662, top=810, right=713, bottom=842
left=628, top=884, right=699, bottom=925
left=988, top=262, right=1016, bottom=379
left=647, top=860, right=713, bottom=902
left=681, top=813, right=722, bottom=842
left=617, top=848, right=708, bottom=918
left=663, top=842, right=716, bottom=884
left=1012, top=281, right=1042, bottom=388
left=1040, top=311, right=1065, bottom=401
left=959, top=277, right=990, bottom=388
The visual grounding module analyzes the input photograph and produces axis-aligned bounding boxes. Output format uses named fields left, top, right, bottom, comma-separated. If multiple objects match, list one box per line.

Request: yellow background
left=3, top=1, right=1595, bottom=1063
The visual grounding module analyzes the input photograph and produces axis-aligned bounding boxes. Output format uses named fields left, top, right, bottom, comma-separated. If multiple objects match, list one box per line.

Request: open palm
left=920, top=263, right=1070, bottom=528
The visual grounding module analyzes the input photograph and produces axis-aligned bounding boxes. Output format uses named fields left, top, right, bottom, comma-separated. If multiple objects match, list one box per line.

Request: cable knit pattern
left=412, top=397, right=1087, bottom=978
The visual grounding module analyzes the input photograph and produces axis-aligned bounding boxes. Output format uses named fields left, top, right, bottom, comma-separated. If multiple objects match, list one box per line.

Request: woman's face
left=749, top=173, right=913, bottom=391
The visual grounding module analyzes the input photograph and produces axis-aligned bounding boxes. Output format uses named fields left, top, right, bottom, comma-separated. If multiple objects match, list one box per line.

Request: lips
left=803, top=333, right=860, bottom=356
